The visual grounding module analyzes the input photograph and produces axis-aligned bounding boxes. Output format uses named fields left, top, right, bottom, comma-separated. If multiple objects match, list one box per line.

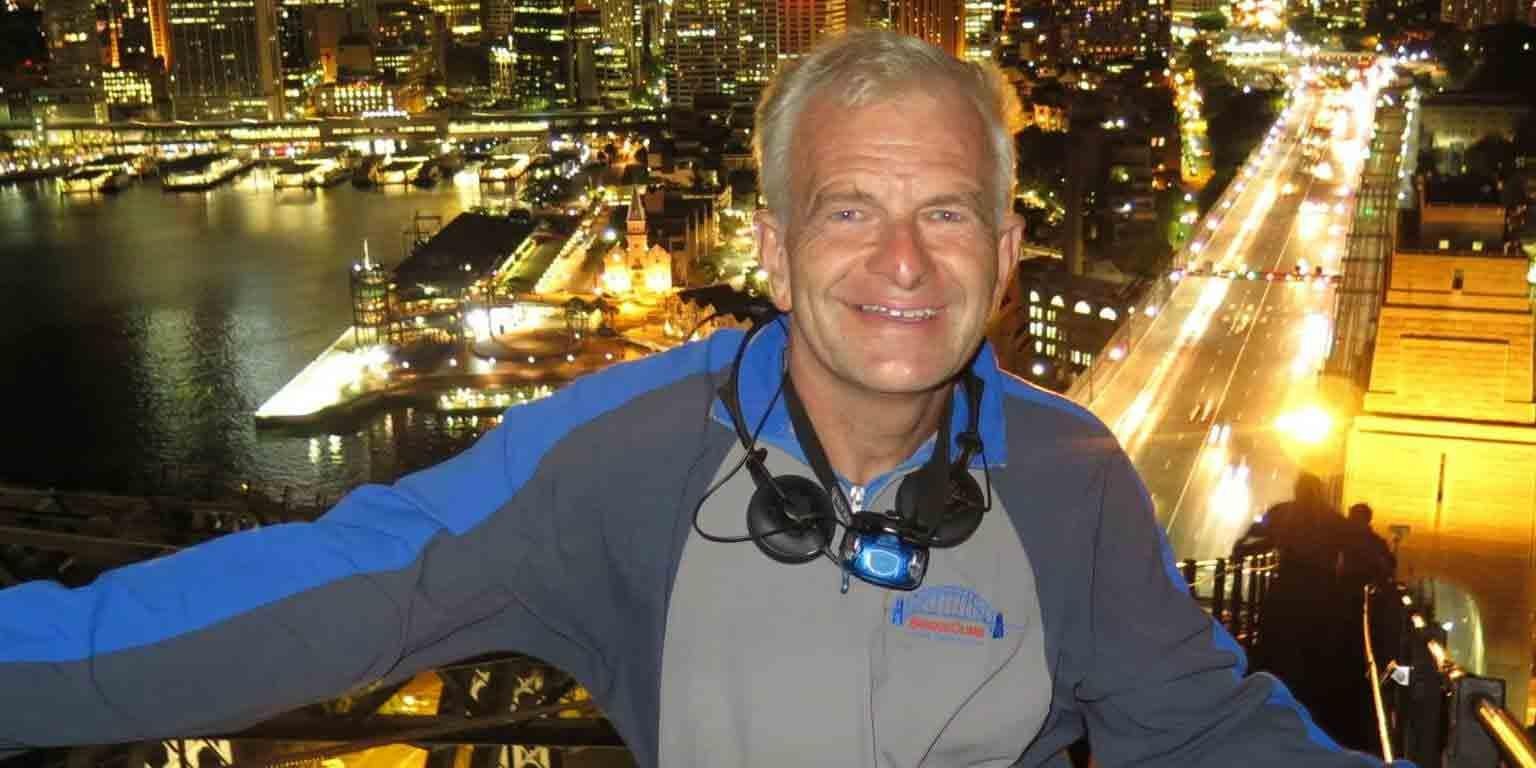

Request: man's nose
left=868, top=217, right=932, bottom=289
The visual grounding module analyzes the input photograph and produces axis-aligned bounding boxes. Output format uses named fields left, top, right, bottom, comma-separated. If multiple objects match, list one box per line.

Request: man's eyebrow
left=920, top=192, right=987, bottom=212
left=807, top=187, right=880, bottom=213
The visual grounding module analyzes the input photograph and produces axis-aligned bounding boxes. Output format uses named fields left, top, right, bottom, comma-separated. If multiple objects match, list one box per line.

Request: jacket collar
left=710, top=317, right=1010, bottom=481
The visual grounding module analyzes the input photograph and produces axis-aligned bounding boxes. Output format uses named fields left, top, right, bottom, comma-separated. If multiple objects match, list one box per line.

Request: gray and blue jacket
left=1, top=321, right=1390, bottom=766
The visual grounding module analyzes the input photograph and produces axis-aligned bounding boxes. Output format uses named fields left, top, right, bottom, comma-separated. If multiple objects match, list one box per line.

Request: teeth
left=859, top=305, right=939, bottom=319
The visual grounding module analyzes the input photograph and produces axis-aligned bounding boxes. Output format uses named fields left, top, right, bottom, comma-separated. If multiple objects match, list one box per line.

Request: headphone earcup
left=748, top=474, right=837, bottom=564
left=895, top=467, right=986, bottom=548
left=930, top=469, right=986, bottom=547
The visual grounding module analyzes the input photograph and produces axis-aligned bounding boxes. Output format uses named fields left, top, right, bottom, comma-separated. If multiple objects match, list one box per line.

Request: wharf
left=254, top=303, right=677, bottom=428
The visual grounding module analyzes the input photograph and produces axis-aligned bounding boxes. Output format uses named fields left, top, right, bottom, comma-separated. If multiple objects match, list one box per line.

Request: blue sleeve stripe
left=0, top=335, right=738, bottom=664
left=988, top=348, right=1103, bottom=431
left=1262, top=673, right=1347, bottom=753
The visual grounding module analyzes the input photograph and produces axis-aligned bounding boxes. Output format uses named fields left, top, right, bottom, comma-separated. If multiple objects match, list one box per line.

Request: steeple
left=627, top=187, right=648, bottom=254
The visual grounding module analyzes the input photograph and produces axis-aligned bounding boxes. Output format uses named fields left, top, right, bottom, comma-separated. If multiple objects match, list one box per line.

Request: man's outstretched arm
left=1076, top=452, right=1408, bottom=768
left=0, top=392, right=615, bottom=751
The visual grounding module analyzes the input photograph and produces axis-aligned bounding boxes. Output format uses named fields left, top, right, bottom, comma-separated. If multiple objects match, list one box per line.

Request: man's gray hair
left=753, top=29, right=1022, bottom=230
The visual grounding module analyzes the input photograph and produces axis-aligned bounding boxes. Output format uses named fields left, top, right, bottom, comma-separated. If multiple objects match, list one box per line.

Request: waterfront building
left=314, top=79, right=404, bottom=115
left=166, top=0, right=286, bottom=119
left=101, top=66, right=169, bottom=118
left=28, top=86, right=110, bottom=123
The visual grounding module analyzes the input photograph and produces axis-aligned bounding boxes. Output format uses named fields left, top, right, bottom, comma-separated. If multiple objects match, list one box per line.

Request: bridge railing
left=1177, top=553, right=1279, bottom=651
left=1371, top=585, right=1536, bottom=768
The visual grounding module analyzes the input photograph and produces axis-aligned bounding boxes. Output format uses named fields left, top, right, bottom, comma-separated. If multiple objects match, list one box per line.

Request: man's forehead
left=808, top=176, right=985, bottom=204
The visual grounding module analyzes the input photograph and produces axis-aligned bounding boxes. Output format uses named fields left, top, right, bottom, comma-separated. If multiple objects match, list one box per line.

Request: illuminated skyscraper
left=276, top=0, right=348, bottom=116
left=102, top=0, right=161, bottom=70
left=667, top=0, right=779, bottom=108
left=420, top=0, right=480, bottom=41
left=593, top=40, right=631, bottom=105
left=780, top=0, right=846, bottom=58
left=668, top=0, right=741, bottom=107
left=962, top=0, right=997, bottom=59
left=736, top=0, right=778, bottom=106
left=167, top=0, right=285, bottom=118
left=595, top=0, right=635, bottom=50
left=482, top=0, right=512, bottom=40
left=572, top=5, right=602, bottom=103
left=891, top=0, right=959, bottom=57
left=44, top=0, right=104, bottom=89
left=511, top=0, right=573, bottom=108
left=375, top=2, right=448, bottom=84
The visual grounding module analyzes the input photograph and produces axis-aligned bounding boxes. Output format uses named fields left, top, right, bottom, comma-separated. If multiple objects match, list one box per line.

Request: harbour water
left=0, top=168, right=516, bottom=501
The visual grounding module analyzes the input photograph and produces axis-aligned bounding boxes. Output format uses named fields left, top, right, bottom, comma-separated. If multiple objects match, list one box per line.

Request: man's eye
left=928, top=209, right=965, bottom=223
left=832, top=209, right=863, bottom=222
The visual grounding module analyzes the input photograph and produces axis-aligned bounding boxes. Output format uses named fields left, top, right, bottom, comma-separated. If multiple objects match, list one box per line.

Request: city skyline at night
left=2, top=0, right=1536, bottom=764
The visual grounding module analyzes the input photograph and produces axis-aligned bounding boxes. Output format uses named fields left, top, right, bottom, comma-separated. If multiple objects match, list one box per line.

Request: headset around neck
left=709, top=312, right=992, bottom=592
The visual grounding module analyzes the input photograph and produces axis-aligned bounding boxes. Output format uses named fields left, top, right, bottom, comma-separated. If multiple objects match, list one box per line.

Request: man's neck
left=785, top=350, right=952, bottom=488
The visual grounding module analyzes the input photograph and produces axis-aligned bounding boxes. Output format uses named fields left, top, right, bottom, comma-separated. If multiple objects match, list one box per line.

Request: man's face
left=756, top=88, right=1021, bottom=397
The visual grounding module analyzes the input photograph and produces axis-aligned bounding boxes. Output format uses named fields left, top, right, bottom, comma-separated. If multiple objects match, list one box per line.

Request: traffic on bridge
left=1087, top=58, right=1395, bottom=560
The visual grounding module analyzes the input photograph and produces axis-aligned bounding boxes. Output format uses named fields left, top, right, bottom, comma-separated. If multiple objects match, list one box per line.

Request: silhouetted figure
left=1340, top=503, right=1395, bottom=590
left=1238, top=474, right=1373, bottom=750
left=1337, top=502, right=1398, bottom=753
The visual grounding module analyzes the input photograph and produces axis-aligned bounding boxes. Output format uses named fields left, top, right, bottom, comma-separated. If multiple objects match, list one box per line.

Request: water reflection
left=0, top=173, right=485, bottom=499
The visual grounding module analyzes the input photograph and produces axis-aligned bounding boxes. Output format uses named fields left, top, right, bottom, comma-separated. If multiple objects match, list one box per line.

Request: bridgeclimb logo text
left=890, top=585, right=1006, bottom=642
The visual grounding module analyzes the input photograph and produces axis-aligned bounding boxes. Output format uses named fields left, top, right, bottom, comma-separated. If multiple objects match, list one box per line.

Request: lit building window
left=1099, top=307, right=1117, bottom=321
left=1073, top=300, right=1092, bottom=314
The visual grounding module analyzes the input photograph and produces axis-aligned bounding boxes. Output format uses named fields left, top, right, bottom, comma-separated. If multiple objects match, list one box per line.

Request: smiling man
left=1, top=30, right=1403, bottom=768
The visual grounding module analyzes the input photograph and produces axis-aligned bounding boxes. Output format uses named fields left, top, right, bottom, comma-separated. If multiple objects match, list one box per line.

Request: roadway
left=1088, top=73, right=1380, bottom=560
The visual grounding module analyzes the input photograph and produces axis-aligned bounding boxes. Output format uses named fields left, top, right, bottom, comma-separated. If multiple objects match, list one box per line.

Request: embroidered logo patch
left=890, top=584, right=1007, bottom=642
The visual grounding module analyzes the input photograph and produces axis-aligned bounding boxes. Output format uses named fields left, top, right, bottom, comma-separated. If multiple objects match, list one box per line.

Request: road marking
left=1165, top=94, right=1324, bottom=543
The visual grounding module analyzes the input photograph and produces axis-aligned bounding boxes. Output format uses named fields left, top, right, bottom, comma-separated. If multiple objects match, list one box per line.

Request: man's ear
left=991, top=212, right=1025, bottom=311
left=754, top=209, right=793, bottom=312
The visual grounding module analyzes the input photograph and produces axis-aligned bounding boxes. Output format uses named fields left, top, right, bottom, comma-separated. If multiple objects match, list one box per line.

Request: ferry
left=272, top=148, right=357, bottom=189
left=60, top=155, right=137, bottom=194
left=478, top=145, right=531, bottom=185
left=161, top=153, right=254, bottom=191
left=371, top=155, right=438, bottom=187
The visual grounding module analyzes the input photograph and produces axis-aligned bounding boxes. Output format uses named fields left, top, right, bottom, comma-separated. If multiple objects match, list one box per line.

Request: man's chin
left=850, top=363, right=961, bottom=398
